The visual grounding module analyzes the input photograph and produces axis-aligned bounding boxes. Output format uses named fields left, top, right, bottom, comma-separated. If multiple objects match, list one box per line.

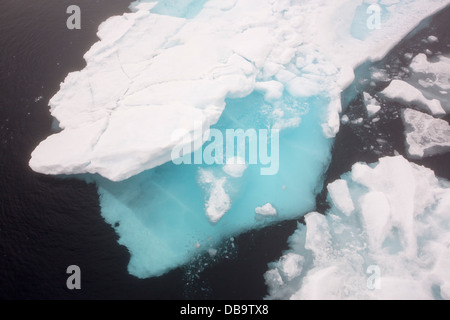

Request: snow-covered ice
left=266, top=156, right=450, bottom=300
left=30, top=0, right=450, bottom=180
left=401, top=108, right=450, bottom=159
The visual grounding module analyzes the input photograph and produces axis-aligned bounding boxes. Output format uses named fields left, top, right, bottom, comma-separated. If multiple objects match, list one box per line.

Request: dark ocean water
left=1, top=1, right=449, bottom=300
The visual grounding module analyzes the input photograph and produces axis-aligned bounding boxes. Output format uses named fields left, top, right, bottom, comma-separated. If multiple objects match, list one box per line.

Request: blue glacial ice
left=29, top=0, right=450, bottom=277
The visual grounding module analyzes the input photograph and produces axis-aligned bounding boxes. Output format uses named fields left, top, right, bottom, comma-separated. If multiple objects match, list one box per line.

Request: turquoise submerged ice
left=98, top=93, right=333, bottom=277
left=29, top=0, right=450, bottom=277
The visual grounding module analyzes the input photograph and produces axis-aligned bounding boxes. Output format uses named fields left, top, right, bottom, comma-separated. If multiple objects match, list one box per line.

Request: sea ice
left=410, top=54, right=450, bottom=92
left=266, top=156, right=450, bottom=300
left=401, top=108, right=450, bottom=159
left=378, top=79, right=445, bottom=116
left=327, top=179, right=354, bottom=216
left=427, top=35, right=439, bottom=43
left=409, top=53, right=450, bottom=113
left=29, top=0, right=450, bottom=277
left=30, top=0, right=450, bottom=180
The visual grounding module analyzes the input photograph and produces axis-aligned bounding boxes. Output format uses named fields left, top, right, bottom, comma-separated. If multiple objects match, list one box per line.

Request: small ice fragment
left=255, top=203, right=277, bottom=217
left=404, top=53, right=413, bottom=60
left=351, top=118, right=364, bottom=125
left=341, top=115, right=349, bottom=125
left=208, top=248, right=217, bottom=257
left=427, top=35, right=438, bottom=43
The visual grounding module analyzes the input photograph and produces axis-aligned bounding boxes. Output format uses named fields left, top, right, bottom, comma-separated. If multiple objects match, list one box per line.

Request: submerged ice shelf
left=95, top=92, right=333, bottom=277
left=29, top=0, right=450, bottom=278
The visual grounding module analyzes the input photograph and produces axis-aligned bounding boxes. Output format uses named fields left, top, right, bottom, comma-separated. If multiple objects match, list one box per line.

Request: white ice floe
left=378, top=79, right=445, bottom=116
left=401, top=108, right=450, bottom=159
left=266, top=156, right=450, bottom=300
left=327, top=179, right=354, bottom=216
left=410, top=53, right=450, bottom=93
left=29, top=0, right=450, bottom=181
